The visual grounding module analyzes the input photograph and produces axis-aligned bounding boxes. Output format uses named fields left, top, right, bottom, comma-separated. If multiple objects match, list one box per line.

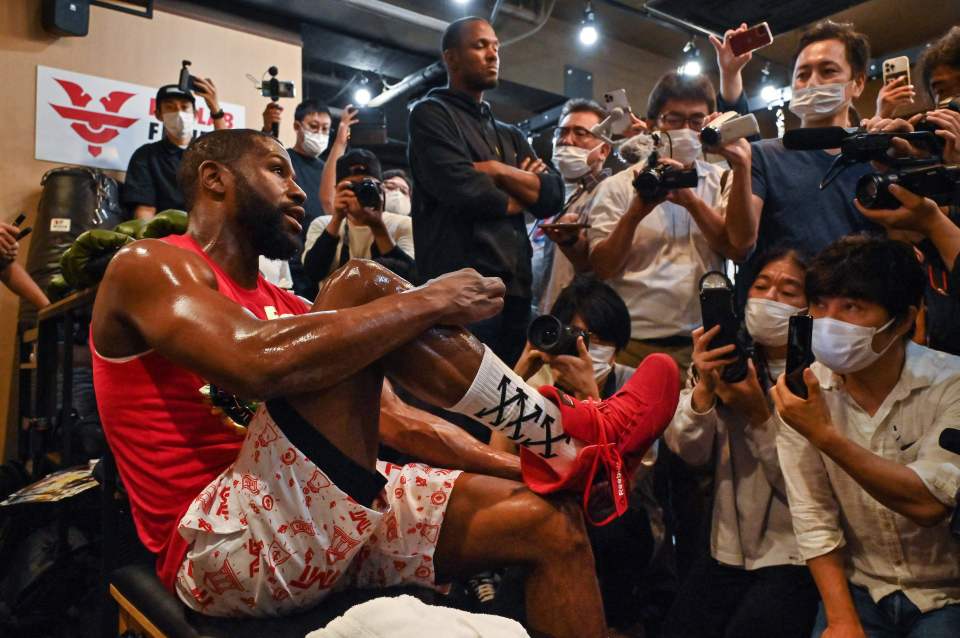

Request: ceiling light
left=452, top=0, right=470, bottom=4
left=679, top=39, right=701, bottom=76
left=579, top=2, right=599, bottom=46
left=760, top=85, right=779, bottom=102
left=354, top=87, right=372, bottom=106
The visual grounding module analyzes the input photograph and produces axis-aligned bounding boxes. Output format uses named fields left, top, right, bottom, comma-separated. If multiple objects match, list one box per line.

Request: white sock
left=449, top=346, right=579, bottom=464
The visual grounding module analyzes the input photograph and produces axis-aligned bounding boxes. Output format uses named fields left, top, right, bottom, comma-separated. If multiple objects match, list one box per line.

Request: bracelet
left=210, top=109, right=225, bottom=120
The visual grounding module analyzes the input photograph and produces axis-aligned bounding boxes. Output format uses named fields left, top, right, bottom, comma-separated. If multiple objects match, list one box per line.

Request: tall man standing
left=408, top=16, right=564, bottom=367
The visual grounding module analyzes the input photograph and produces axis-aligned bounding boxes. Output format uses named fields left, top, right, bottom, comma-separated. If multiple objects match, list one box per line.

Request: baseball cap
left=155, top=84, right=195, bottom=108
left=336, top=149, right=383, bottom=182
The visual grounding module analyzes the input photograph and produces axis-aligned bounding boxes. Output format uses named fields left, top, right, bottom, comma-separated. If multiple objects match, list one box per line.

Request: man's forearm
left=490, top=163, right=541, bottom=206
left=924, top=211, right=960, bottom=271
left=719, top=71, right=743, bottom=106
left=724, top=166, right=759, bottom=258
left=816, top=428, right=949, bottom=526
left=1, top=263, right=50, bottom=308
left=589, top=207, right=645, bottom=280
left=558, top=237, right=592, bottom=273
left=380, top=384, right=522, bottom=481
left=807, top=549, right=862, bottom=630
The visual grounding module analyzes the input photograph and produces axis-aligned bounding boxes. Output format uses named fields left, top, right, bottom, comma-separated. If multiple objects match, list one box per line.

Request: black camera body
left=348, top=178, right=383, bottom=210
left=528, top=315, right=590, bottom=356
left=261, top=66, right=296, bottom=100
left=178, top=60, right=196, bottom=93
left=914, top=96, right=960, bottom=136
left=698, top=271, right=749, bottom=383
left=632, top=156, right=699, bottom=200
left=856, top=164, right=960, bottom=209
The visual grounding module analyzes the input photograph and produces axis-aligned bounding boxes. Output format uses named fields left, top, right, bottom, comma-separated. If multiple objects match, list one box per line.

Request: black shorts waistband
left=265, top=397, right=386, bottom=508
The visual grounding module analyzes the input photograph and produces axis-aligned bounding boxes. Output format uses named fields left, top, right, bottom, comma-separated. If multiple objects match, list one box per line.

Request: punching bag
left=19, top=167, right=125, bottom=324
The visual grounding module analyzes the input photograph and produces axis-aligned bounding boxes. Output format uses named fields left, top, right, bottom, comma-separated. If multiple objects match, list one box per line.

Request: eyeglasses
left=658, top=113, right=707, bottom=131
left=552, top=125, right=599, bottom=142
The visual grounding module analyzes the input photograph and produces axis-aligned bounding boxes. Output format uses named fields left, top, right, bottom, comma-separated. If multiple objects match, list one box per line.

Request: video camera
left=700, top=111, right=760, bottom=147
left=260, top=66, right=295, bottom=138
left=632, top=135, right=699, bottom=200
left=178, top=60, right=196, bottom=93
left=783, top=110, right=960, bottom=210
left=528, top=315, right=590, bottom=356
left=347, top=178, right=383, bottom=211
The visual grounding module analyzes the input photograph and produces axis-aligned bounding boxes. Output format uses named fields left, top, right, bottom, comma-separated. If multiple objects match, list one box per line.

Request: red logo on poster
left=49, top=79, right=138, bottom=158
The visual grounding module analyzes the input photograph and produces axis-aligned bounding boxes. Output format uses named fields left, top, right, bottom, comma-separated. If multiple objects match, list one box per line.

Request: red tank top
left=91, top=233, right=309, bottom=589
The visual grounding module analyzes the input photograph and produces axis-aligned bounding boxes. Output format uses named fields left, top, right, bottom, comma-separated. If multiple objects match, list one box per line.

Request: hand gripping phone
left=728, top=22, right=773, bottom=57
left=786, top=314, right=815, bottom=399
left=699, top=271, right=748, bottom=383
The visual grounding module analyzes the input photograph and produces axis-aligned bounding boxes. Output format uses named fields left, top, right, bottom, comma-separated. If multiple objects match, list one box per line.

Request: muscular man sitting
left=90, top=129, right=679, bottom=637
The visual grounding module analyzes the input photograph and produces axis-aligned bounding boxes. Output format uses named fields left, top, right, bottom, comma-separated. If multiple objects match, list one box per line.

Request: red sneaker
left=520, top=353, right=680, bottom=525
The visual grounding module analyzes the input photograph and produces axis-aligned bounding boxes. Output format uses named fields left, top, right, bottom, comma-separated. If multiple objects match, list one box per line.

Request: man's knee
left=525, top=494, right=592, bottom=560
left=314, top=258, right=412, bottom=310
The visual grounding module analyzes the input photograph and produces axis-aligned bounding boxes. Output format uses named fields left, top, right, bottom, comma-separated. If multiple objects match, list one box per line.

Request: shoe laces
left=580, top=400, right=629, bottom=527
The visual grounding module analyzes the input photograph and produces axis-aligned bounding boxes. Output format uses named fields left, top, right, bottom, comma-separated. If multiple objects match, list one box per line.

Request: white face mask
left=588, top=343, right=616, bottom=381
left=162, top=110, right=194, bottom=147
left=811, top=316, right=898, bottom=374
left=663, top=128, right=702, bottom=166
left=552, top=144, right=600, bottom=180
left=384, top=189, right=411, bottom=216
left=788, top=82, right=850, bottom=119
left=745, top=298, right=805, bottom=347
left=301, top=131, right=329, bottom=157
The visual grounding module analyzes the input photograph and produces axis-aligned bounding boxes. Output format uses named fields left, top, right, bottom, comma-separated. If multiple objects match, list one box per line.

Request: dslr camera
left=528, top=315, right=590, bottom=356
left=178, top=60, right=196, bottom=93
left=632, top=140, right=699, bottom=200
left=348, top=178, right=383, bottom=210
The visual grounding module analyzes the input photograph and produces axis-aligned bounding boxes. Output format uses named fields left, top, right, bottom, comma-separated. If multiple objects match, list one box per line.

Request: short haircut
left=919, top=26, right=960, bottom=97
left=177, top=129, right=278, bottom=207
left=559, top=98, right=608, bottom=123
left=793, top=20, right=870, bottom=80
left=752, top=245, right=809, bottom=281
left=646, top=71, right=717, bottom=120
left=441, top=16, right=488, bottom=54
left=335, top=148, right=382, bottom=182
left=294, top=99, right=331, bottom=123
left=550, top=276, right=632, bottom=351
left=805, top=235, right=923, bottom=326
left=382, top=169, right=411, bottom=186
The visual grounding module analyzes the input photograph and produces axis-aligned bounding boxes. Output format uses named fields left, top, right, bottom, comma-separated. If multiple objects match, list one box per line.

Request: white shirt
left=776, top=342, right=960, bottom=612
left=257, top=256, right=292, bottom=289
left=587, top=159, right=728, bottom=339
left=666, top=359, right=803, bottom=570
left=302, top=212, right=415, bottom=273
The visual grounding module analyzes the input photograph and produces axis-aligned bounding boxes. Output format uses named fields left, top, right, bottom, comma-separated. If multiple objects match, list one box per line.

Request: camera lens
left=855, top=173, right=886, bottom=208
left=528, top=315, right=562, bottom=352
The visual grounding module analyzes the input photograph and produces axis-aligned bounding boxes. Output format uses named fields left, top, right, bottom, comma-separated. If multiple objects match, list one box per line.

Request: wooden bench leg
left=109, top=584, right=167, bottom=638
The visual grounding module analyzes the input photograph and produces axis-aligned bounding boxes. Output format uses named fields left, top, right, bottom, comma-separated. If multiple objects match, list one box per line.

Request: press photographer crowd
left=3, top=3, right=960, bottom=638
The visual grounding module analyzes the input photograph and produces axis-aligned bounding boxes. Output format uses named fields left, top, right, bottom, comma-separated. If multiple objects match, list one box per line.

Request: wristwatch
left=210, top=108, right=225, bottom=120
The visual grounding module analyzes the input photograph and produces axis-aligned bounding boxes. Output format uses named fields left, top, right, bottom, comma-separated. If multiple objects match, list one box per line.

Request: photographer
left=724, top=20, right=881, bottom=307
left=588, top=71, right=740, bottom=372
left=123, top=79, right=226, bottom=220
left=662, top=248, right=819, bottom=638
left=383, top=169, right=413, bottom=216
left=919, top=26, right=960, bottom=107
left=302, top=149, right=414, bottom=285
left=773, top=236, right=960, bottom=638
left=262, top=99, right=336, bottom=298
left=537, top=99, right=614, bottom=314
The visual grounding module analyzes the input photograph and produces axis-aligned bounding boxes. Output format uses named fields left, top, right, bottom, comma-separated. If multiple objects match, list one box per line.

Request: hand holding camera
left=335, top=178, right=385, bottom=228
left=335, top=105, right=360, bottom=149
left=178, top=61, right=220, bottom=113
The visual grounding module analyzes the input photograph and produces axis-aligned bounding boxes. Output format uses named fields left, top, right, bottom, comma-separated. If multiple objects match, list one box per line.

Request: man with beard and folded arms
left=90, top=129, right=679, bottom=635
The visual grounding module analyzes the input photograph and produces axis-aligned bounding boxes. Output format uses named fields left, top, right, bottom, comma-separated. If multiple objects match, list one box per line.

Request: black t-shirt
left=287, top=147, right=325, bottom=299
left=122, top=137, right=187, bottom=212
left=918, top=208, right=960, bottom=356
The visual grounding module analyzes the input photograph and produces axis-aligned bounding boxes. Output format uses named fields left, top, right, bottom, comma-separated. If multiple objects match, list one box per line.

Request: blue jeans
left=812, top=584, right=960, bottom=637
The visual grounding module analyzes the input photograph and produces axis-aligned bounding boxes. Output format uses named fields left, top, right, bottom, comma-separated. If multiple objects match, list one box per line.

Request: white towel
left=305, top=595, right=530, bottom=638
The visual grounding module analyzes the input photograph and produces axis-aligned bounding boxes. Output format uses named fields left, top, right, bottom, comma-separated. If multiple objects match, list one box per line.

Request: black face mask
left=233, top=170, right=301, bottom=261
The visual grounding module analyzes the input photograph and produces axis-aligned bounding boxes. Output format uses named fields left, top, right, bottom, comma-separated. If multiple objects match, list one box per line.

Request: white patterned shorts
left=174, top=406, right=463, bottom=617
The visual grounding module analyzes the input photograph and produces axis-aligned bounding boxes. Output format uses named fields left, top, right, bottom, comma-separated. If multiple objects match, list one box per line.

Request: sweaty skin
left=92, top=133, right=606, bottom=638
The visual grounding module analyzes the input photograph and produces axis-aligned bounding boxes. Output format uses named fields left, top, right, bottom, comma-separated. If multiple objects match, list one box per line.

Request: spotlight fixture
left=679, top=39, right=701, bottom=76
left=354, top=76, right=372, bottom=107
left=579, top=1, right=599, bottom=46
left=452, top=0, right=470, bottom=5
left=760, top=62, right=778, bottom=102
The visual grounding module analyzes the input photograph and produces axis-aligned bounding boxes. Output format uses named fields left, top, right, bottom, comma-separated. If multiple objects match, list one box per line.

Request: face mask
left=384, top=189, right=411, bottom=216
left=745, top=298, right=805, bottom=347
left=162, top=110, right=194, bottom=147
left=301, top=131, right=329, bottom=157
left=588, top=343, right=616, bottom=381
left=811, top=316, right=897, bottom=374
left=663, top=128, right=702, bottom=166
left=552, top=144, right=599, bottom=180
left=788, top=82, right=850, bottom=119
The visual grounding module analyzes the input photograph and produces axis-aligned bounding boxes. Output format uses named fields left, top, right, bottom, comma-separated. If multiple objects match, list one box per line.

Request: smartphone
left=786, top=314, right=815, bottom=399
left=882, top=56, right=911, bottom=87
left=178, top=60, right=196, bottom=93
left=698, top=271, right=748, bottom=383
left=728, top=22, right=773, bottom=57
left=602, top=89, right=632, bottom=135
left=540, top=222, right=591, bottom=231
left=350, top=107, right=388, bottom=146
left=260, top=80, right=296, bottom=99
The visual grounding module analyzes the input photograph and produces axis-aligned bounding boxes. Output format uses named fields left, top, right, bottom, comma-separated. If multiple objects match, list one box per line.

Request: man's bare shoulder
left=101, top=238, right=218, bottom=295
